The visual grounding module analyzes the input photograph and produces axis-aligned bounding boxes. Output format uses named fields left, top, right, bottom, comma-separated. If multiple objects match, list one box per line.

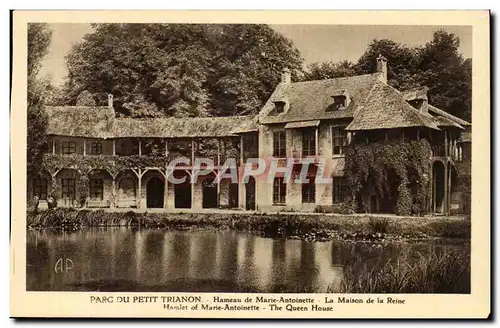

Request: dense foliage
left=302, top=31, right=472, bottom=121
left=27, top=23, right=52, bottom=176
left=344, top=139, right=432, bottom=216
left=60, top=24, right=303, bottom=117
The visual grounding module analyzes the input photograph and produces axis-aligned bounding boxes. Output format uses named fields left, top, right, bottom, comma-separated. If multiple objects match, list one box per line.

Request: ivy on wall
left=344, top=139, right=432, bottom=216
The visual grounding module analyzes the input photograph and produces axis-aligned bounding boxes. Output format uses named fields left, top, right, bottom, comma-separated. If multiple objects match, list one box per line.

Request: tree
left=63, top=23, right=303, bottom=117
left=302, top=60, right=357, bottom=81
left=76, top=90, right=97, bottom=106
left=302, top=31, right=472, bottom=121
left=415, top=31, right=472, bottom=121
left=27, top=23, right=52, bottom=176
left=355, top=39, right=420, bottom=90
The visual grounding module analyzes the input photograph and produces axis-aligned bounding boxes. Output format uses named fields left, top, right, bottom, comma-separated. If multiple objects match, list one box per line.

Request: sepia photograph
left=25, top=21, right=473, bottom=294
left=11, top=10, right=490, bottom=319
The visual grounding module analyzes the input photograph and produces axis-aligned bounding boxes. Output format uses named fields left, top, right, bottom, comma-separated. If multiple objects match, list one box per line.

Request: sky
left=39, top=23, right=472, bottom=86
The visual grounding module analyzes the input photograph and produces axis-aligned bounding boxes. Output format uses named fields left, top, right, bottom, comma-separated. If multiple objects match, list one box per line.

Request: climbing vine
left=42, top=154, right=168, bottom=177
left=344, top=139, right=432, bottom=216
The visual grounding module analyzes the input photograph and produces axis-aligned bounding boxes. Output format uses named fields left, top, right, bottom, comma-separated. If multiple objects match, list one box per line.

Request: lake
left=26, top=228, right=469, bottom=293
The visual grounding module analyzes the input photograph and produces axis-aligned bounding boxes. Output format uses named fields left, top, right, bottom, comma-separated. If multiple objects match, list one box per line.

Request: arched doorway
left=432, top=161, right=445, bottom=213
left=173, top=170, right=191, bottom=209
left=116, top=170, right=137, bottom=208
left=245, top=176, right=256, bottom=210
left=147, top=177, right=164, bottom=208
left=202, top=175, right=218, bottom=209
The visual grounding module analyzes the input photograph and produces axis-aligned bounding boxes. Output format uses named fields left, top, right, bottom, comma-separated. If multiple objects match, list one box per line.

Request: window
left=273, top=177, right=286, bottom=205
left=274, top=101, right=285, bottom=114
left=302, top=179, right=315, bottom=203
left=62, top=141, right=76, bottom=155
left=333, top=95, right=347, bottom=110
left=273, top=130, right=286, bottom=157
left=332, top=127, right=347, bottom=155
left=333, top=177, right=347, bottom=203
left=33, top=178, right=48, bottom=200
left=302, top=129, right=316, bottom=156
left=89, top=178, right=104, bottom=200
left=61, top=179, right=76, bottom=200
left=90, top=141, right=103, bottom=155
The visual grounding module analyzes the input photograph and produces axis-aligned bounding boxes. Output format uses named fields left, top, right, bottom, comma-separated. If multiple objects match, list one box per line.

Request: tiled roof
left=259, top=73, right=382, bottom=124
left=346, top=82, right=440, bottom=131
left=112, top=115, right=258, bottom=138
left=426, top=104, right=471, bottom=127
left=45, top=106, right=115, bottom=138
left=45, top=105, right=258, bottom=138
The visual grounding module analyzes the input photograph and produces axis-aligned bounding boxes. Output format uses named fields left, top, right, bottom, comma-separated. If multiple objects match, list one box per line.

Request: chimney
left=108, top=94, right=114, bottom=108
left=376, top=54, right=388, bottom=83
left=281, top=68, right=291, bottom=84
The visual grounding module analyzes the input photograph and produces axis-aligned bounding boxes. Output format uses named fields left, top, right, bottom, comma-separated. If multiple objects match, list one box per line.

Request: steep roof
left=426, top=104, right=471, bottom=127
left=259, top=73, right=382, bottom=124
left=345, top=82, right=440, bottom=131
left=45, top=106, right=257, bottom=138
left=45, top=106, right=115, bottom=138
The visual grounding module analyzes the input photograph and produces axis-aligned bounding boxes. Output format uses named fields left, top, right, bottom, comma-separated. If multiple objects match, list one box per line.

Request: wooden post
left=138, top=140, right=142, bottom=156
left=432, top=168, right=436, bottom=213
left=217, top=139, right=221, bottom=207
left=163, top=170, right=168, bottom=209
left=165, top=139, right=169, bottom=158
left=52, top=139, right=55, bottom=154
left=444, top=130, right=448, bottom=157
left=191, top=139, right=195, bottom=166
left=83, top=139, right=87, bottom=156
left=417, top=129, right=420, bottom=141
left=443, top=163, right=448, bottom=214
left=137, top=169, right=142, bottom=209
left=110, top=177, right=116, bottom=209
left=315, top=127, right=319, bottom=155
left=217, top=138, right=221, bottom=167
left=239, top=135, right=244, bottom=166
left=112, top=140, right=116, bottom=156
left=239, top=135, right=246, bottom=210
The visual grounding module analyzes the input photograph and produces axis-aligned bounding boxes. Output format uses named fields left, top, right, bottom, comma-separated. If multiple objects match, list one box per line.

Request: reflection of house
left=28, top=56, right=471, bottom=215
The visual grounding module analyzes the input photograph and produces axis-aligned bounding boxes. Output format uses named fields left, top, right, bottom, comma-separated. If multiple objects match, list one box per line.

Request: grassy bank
left=335, top=248, right=470, bottom=293
left=26, top=208, right=470, bottom=240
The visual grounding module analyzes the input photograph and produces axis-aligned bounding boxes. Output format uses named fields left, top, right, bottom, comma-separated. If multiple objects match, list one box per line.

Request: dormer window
left=274, top=101, right=286, bottom=114
left=327, top=89, right=350, bottom=111
left=333, top=95, right=347, bottom=110
left=408, top=99, right=423, bottom=109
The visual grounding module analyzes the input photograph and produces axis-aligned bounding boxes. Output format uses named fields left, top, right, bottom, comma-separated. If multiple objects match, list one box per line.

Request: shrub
left=368, top=217, right=391, bottom=234
left=336, top=249, right=470, bottom=293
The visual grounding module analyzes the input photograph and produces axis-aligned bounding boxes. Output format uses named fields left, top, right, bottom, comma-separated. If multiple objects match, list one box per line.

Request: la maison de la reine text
left=28, top=55, right=471, bottom=216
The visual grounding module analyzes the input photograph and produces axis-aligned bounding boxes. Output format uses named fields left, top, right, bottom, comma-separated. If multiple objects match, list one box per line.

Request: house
left=28, top=55, right=471, bottom=215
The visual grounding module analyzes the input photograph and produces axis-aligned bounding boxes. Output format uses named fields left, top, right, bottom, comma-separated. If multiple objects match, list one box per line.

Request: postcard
left=10, top=10, right=490, bottom=319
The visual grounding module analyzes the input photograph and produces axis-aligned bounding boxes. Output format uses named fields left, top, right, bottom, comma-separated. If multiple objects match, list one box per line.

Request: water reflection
left=26, top=228, right=468, bottom=293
